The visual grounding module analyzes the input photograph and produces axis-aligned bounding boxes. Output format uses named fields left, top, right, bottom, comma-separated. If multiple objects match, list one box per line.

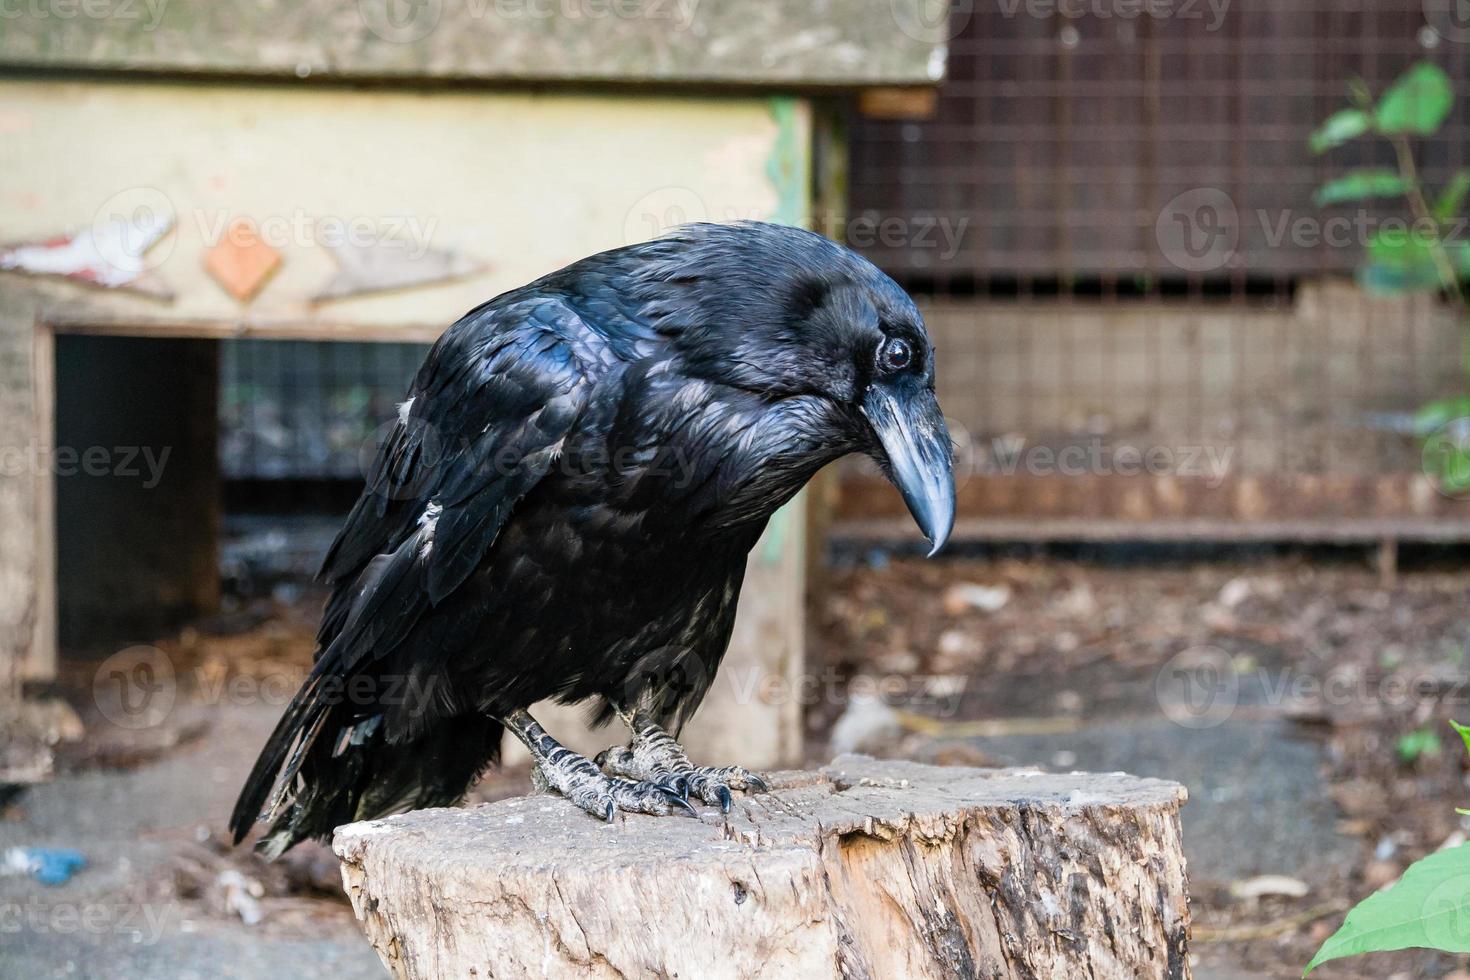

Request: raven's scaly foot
left=508, top=709, right=694, bottom=820
left=598, top=710, right=771, bottom=813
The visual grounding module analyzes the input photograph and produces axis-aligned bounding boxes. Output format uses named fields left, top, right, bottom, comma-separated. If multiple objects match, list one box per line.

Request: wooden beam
left=25, top=324, right=55, bottom=681
left=836, top=516, right=1470, bottom=544
left=0, top=0, right=948, bottom=89
left=858, top=87, right=940, bottom=119
left=46, top=316, right=449, bottom=345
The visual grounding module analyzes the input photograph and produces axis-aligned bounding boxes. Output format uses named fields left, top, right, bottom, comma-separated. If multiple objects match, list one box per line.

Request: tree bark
left=334, top=756, right=1191, bottom=980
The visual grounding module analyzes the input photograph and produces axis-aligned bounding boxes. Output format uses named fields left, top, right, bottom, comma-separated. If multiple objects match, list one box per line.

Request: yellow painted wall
left=0, top=78, right=813, bottom=768
left=0, top=80, right=803, bottom=333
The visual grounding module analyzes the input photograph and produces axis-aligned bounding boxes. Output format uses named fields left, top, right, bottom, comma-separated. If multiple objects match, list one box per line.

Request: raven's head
left=637, top=222, right=955, bottom=555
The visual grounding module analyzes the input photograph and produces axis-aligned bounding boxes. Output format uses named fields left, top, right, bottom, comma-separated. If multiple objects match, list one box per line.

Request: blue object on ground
left=11, top=847, right=87, bottom=885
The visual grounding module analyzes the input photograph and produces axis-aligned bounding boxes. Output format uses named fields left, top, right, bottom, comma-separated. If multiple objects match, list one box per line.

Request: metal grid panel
left=220, top=339, right=429, bottom=481
left=851, top=0, right=1470, bottom=279
left=846, top=1, right=1470, bottom=524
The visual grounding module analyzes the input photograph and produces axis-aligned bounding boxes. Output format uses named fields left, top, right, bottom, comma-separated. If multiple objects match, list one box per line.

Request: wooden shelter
left=0, top=2, right=949, bottom=781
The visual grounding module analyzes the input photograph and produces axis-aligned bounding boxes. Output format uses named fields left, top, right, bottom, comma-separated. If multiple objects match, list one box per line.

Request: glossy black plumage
left=230, top=222, right=952, bottom=853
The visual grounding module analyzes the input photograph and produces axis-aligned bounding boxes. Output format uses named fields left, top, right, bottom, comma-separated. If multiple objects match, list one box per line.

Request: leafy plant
left=1310, top=60, right=1470, bottom=492
left=1306, top=720, right=1470, bottom=973
left=1397, top=727, right=1443, bottom=765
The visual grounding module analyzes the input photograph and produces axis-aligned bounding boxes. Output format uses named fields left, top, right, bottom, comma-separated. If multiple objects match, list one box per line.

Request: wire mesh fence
left=219, top=339, right=428, bottom=483
left=845, top=0, right=1470, bottom=531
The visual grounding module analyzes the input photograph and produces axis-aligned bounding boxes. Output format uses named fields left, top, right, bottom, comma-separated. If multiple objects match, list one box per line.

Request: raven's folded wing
left=229, top=298, right=604, bottom=843
left=317, top=296, right=600, bottom=655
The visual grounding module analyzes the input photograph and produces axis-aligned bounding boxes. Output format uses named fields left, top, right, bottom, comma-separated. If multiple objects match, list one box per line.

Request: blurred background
left=3, top=1, right=1470, bottom=977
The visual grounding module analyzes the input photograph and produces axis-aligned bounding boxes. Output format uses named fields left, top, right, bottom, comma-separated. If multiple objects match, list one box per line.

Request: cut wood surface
left=334, top=755, right=1190, bottom=980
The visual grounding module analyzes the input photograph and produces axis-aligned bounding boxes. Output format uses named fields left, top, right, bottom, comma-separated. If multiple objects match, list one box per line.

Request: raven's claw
left=664, top=791, right=699, bottom=817
left=660, top=774, right=690, bottom=801
left=517, top=716, right=697, bottom=821
left=598, top=712, right=771, bottom=814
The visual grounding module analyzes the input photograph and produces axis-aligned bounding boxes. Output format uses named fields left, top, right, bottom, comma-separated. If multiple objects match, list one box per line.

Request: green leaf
left=1314, top=170, right=1411, bottom=207
left=1452, top=720, right=1470, bottom=759
left=1359, top=227, right=1446, bottom=294
left=1425, top=439, right=1470, bottom=494
left=1434, top=170, right=1470, bottom=222
left=1357, top=263, right=1443, bottom=295
left=1310, top=108, right=1373, bottom=154
left=1448, top=240, right=1470, bottom=278
left=1305, top=843, right=1470, bottom=974
left=1397, top=729, right=1442, bottom=764
left=1348, top=77, right=1374, bottom=109
left=1359, top=265, right=1434, bottom=293
left=1376, top=62, right=1455, bottom=136
left=1415, top=397, right=1470, bottom=434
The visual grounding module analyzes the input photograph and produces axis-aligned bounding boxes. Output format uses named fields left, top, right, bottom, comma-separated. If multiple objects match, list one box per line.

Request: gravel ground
left=10, top=549, right=1470, bottom=979
left=811, top=550, right=1470, bottom=979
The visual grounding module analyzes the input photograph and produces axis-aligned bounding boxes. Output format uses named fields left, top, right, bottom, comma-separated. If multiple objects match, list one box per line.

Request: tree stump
left=333, top=756, right=1191, bottom=979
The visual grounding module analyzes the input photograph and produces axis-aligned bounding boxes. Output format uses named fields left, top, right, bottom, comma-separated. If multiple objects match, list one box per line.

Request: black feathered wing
left=229, top=298, right=600, bottom=847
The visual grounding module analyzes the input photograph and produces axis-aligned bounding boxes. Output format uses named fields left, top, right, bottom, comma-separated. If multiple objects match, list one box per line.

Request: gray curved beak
left=861, top=385, right=955, bottom=557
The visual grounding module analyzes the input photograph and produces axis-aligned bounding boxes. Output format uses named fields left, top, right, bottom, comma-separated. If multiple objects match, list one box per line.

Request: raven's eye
left=878, top=337, right=913, bottom=373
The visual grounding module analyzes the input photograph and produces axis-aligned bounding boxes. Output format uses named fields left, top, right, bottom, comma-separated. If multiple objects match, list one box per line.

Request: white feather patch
left=417, top=501, right=442, bottom=557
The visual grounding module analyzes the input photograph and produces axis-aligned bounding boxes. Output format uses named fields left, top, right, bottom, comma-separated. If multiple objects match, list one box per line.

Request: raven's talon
left=664, top=791, right=699, bottom=817
left=657, top=774, right=690, bottom=801
left=687, top=764, right=768, bottom=801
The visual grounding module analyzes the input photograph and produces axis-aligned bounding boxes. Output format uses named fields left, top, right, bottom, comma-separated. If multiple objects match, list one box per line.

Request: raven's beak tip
left=861, top=384, right=955, bottom=561
left=922, top=502, right=954, bottom=558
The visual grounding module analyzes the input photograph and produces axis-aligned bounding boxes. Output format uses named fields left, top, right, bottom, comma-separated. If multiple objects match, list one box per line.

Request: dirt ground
left=811, top=547, right=1470, bottom=979
left=7, top=548, right=1470, bottom=978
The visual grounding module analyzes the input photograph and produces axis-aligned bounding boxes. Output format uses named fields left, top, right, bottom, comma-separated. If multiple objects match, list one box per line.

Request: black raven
left=230, top=222, right=954, bottom=856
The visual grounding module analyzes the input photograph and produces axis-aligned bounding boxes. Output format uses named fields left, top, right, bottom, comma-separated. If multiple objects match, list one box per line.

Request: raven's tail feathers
left=229, top=697, right=503, bottom=859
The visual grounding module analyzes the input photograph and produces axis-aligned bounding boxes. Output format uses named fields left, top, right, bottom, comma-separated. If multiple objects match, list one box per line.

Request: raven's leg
left=503, top=709, right=695, bottom=821
left=595, top=707, right=770, bottom=813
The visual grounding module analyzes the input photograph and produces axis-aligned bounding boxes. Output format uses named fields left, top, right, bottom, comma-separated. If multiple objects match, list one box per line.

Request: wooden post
left=0, top=295, right=48, bottom=783
left=1376, top=537, right=1398, bottom=589
left=334, top=756, right=1191, bottom=980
